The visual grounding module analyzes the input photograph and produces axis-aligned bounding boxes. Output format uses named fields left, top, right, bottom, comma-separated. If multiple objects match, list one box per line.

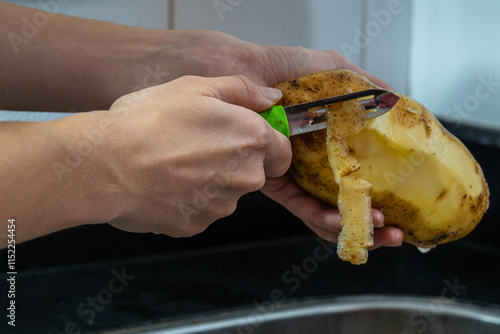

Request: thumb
left=206, top=75, right=283, bottom=112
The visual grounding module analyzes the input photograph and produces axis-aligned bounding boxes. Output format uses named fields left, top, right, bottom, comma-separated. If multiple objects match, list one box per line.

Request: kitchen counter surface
left=1, top=120, right=499, bottom=333
left=3, top=233, right=500, bottom=333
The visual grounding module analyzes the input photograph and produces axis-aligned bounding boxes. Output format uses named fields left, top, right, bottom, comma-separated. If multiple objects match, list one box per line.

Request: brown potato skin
left=276, top=70, right=489, bottom=246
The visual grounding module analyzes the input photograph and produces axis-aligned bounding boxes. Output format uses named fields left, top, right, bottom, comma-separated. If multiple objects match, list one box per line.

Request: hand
left=260, top=175, right=403, bottom=250
left=0, top=7, right=404, bottom=246
left=104, top=75, right=290, bottom=237
left=171, top=31, right=403, bottom=248
left=167, top=30, right=390, bottom=88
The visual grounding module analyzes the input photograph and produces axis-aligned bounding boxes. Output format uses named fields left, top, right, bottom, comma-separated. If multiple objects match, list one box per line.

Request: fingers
left=261, top=174, right=339, bottom=225
left=371, top=226, right=404, bottom=250
left=261, top=129, right=292, bottom=178
left=144, top=75, right=292, bottom=179
left=262, top=175, right=384, bottom=231
left=326, top=50, right=394, bottom=90
left=263, top=174, right=404, bottom=250
left=264, top=46, right=393, bottom=90
left=372, top=209, right=385, bottom=227
left=198, top=75, right=291, bottom=178
left=195, top=74, right=283, bottom=111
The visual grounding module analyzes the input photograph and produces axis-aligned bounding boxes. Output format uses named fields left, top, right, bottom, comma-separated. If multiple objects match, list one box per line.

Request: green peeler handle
left=260, top=105, right=290, bottom=138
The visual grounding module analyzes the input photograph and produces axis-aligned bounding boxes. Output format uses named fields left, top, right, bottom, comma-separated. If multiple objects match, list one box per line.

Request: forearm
left=0, top=113, right=119, bottom=247
left=0, top=1, right=183, bottom=112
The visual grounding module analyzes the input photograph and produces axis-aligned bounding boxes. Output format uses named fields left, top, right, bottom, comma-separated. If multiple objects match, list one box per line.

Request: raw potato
left=275, top=70, right=489, bottom=260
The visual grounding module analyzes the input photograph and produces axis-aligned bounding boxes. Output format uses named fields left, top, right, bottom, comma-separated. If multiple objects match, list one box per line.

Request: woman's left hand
left=169, top=30, right=403, bottom=248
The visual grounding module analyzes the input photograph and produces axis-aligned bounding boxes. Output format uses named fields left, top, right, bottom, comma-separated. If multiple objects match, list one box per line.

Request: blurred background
left=2, top=0, right=500, bottom=130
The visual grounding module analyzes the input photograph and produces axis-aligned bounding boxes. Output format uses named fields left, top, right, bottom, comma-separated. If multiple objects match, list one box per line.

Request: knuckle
left=173, top=75, right=203, bottom=91
left=273, top=139, right=292, bottom=174
left=275, top=161, right=291, bottom=177
left=242, top=171, right=267, bottom=192
left=247, top=119, right=273, bottom=150
left=175, top=75, right=198, bottom=84
left=324, top=50, right=350, bottom=68
left=218, top=201, right=238, bottom=218
left=233, top=74, right=261, bottom=99
left=174, top=222, right=207, bottom=238
left=206, top=201, right=238, bottom=221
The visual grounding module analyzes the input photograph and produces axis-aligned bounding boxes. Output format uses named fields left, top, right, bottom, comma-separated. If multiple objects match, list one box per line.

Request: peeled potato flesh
left=275, top=70, right=489, bottom=252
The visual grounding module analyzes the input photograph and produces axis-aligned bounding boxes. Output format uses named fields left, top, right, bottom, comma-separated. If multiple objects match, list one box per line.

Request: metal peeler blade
left=261, top=89, right=400, bottom=138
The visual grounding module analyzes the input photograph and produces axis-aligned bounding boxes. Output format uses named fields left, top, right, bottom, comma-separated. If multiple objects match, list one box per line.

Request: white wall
left=5, top=0, right=169, bottom=29
left=174, top=0, right=411, bottom=94
left=174, top=0, right=365, bottom=65
left=409, top=0, right=500, bottom=128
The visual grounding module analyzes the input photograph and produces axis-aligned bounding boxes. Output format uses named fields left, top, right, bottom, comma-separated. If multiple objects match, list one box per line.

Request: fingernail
left=261, top=87, right=283, bottom=103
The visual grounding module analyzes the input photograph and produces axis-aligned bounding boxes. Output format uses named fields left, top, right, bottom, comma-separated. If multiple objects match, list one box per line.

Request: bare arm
left=1, top=1, right=389, bottom=112
left=0, top=1, right=181, bottom=111
left=0, top=75, right=289, bottom=248
left=0, top=113, right=119, bottom=245
left=0, top=1, right=403, bottom=248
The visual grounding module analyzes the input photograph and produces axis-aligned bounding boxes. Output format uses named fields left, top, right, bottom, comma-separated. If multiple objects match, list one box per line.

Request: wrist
left=51, top=112, right=123, bottom=227
left=102, top=29, right=182, bottom=94
left=0, top=114, right=122, bottom=245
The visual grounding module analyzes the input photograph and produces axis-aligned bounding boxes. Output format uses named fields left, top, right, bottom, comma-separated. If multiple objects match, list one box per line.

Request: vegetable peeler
left=260, top=89, right=400, bottom=138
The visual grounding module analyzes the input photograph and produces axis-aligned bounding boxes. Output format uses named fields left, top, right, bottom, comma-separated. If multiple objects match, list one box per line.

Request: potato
left=275, top=70, right=489, bottom=258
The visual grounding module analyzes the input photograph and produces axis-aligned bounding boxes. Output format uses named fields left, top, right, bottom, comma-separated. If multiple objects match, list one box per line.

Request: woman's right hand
left=101, top=75, right=291, bottom=237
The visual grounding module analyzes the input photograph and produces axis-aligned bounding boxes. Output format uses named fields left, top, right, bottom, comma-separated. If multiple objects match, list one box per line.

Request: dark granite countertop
left=3, top=235, right=500, bottom=333
left=1, top=120, right=499, bottom=333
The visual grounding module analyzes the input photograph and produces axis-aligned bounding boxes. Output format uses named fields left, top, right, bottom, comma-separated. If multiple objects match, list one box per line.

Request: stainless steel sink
left=107, top=296, right=500, bottom=334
